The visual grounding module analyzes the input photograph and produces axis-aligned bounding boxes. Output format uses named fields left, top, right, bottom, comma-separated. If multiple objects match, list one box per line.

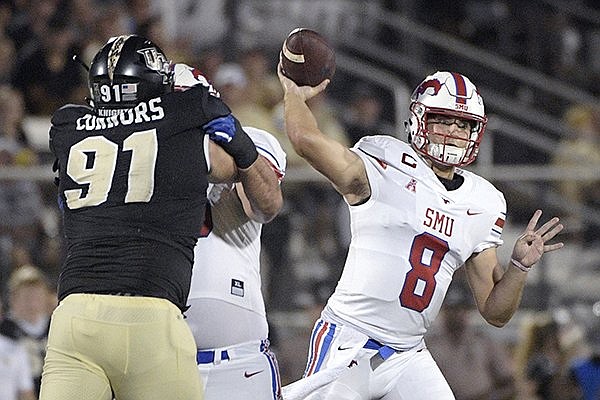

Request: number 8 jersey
left=323, top=135, right=506, bottom=350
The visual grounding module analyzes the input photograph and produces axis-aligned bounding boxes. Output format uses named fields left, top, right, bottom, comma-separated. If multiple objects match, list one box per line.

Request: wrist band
left=511, top=258, right=532, bottom=272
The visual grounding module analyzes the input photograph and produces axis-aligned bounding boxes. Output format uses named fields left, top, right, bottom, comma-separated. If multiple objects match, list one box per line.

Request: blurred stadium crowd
left=0, top=0, right=599, bottom=399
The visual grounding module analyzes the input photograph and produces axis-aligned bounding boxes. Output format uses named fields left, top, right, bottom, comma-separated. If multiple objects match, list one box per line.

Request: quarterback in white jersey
left=277, top=68, right=565, bottom=400
left=174, top=63, right=286, bottom=399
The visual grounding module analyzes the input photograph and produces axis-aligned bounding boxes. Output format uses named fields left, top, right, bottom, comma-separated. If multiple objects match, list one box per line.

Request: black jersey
left=50, top=85, right=231, bottom=311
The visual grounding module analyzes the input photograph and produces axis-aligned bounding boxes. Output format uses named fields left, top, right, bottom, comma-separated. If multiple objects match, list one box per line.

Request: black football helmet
left=88, top=35, right=173, bottom=115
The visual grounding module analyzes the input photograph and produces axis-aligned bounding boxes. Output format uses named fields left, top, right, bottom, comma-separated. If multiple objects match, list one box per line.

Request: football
left=280, top=28, right=336, bottom=87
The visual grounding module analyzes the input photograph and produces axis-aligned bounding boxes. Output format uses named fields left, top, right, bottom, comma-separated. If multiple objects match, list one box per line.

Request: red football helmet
left=405, top=71, right=487, bottom=167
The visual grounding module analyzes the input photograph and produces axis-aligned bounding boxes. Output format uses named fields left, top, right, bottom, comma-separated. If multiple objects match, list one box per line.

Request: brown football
left=281, top=28, right=336, bottom=87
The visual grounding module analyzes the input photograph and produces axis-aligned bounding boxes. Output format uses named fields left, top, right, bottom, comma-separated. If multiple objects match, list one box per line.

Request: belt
left=363, top=338, right=396, bottom=360
left=364, top=338, right=424, bottom=371
left=197, top=349, right=230, bottom=364
left=196, top=340, right=270, bottom=365
left=364, top=338, right=397, bottom=371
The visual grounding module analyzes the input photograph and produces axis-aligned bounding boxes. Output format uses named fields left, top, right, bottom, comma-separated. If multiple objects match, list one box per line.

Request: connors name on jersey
left=76, top=97, right=165, bottom=131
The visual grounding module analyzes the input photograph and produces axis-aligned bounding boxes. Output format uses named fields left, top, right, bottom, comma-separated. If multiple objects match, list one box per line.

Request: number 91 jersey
left=50, top=86, right=230, bottom=243
left=324, top=136, right=506, bottom=350
left=49, top=84, right=232, bottom=310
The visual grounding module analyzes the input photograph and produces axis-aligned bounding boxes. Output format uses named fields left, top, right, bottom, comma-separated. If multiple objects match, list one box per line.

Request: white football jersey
left=324, top=135, right=506, bottom=350
left=188, top=127, right=286, bottom=315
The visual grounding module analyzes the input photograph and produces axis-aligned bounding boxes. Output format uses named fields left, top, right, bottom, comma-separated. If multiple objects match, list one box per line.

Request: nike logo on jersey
left=467, top=209, right=483, bottom=216
left=337, top=346, right=352, bottom=351
left=244, top=370, right=264, bottom=378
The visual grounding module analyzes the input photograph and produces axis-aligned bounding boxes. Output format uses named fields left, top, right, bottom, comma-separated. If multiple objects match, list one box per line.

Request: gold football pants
left=39, top=293, right=203, bottom=400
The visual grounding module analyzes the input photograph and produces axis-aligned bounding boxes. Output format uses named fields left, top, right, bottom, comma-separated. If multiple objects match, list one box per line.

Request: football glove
left=203, top=115, right=258, bottom=169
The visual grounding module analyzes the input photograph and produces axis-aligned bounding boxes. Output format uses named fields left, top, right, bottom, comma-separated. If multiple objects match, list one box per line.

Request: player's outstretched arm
left=465, top=210, right=564, bottom=327
left=277, top=61, right=370, bottom=204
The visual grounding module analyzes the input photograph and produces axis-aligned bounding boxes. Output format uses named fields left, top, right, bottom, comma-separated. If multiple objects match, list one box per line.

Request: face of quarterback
left=426, top=114, right=474, bottom=149
left=407, top=71, right=487, bottom=168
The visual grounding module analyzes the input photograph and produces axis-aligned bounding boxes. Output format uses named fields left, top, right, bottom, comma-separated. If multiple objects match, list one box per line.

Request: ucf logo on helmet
left=137, top=48, right=171, bottom=84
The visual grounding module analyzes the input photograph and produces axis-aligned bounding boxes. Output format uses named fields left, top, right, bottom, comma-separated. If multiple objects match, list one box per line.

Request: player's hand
left=277, top=56, right=329, bottom=102
left=511, top=209, right=564, bottom=268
